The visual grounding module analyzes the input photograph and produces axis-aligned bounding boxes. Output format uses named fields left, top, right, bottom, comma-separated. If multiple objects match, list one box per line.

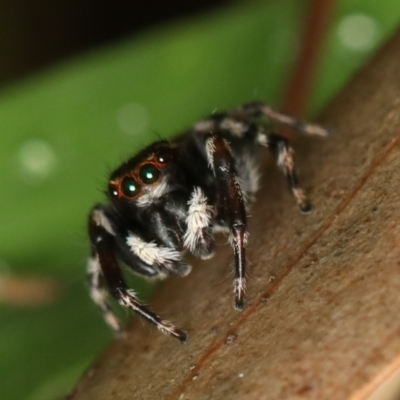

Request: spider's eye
left=108, top=184, right=119, bottom=198
left=121, top=177, right=140, bottom=197
left=139, top=163, right=160, bottom=184
left=156, top=152, right=169, bottom=164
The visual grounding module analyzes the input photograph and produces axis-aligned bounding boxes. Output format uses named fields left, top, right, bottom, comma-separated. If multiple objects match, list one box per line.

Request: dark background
left=0, top=0, right=231, bottom=88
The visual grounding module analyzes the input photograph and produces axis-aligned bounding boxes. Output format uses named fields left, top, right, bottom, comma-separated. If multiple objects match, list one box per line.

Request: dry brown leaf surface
left=70, top=29, right=400, bottom=400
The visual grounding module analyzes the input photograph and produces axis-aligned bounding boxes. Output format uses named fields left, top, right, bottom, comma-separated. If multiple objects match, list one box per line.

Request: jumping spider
left=87, top=101, right=328, bottom=341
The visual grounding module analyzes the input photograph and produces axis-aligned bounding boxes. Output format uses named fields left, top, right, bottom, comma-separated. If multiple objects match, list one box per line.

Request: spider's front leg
left=204, top=132, right=248, bottom=310
left=87, top=207, right=187, bottom=342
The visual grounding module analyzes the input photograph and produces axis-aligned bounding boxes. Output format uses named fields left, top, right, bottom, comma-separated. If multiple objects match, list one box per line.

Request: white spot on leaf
left=337, top=14, right=379, bottom=52
left=117, top=103, right=149, bottom=135
left=17, top=139, right=57, bottom=184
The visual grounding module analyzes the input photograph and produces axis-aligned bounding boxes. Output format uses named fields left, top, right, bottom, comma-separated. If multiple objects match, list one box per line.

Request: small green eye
left=121, top=177, right=140, bottom=197
left=156, top=152, right=169, bottom=164
left=108, top=184, right=119, bottom=198
left=139, top=164, right=160, bottom=184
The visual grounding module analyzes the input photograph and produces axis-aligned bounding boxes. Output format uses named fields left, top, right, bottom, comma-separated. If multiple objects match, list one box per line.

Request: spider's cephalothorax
left=87, top=101, right=329, bottom=341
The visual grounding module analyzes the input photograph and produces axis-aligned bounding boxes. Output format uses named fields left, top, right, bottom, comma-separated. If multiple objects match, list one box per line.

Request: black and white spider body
left=87, top=101, right=329, bottom=341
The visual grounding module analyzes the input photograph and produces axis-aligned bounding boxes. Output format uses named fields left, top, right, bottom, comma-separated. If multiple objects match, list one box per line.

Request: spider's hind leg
left=240, top=101, right=331, bottom=137
left=258, top=132, right=312, bottom=213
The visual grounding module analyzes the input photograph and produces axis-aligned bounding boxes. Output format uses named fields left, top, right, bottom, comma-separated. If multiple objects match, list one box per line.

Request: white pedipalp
left=126, top=234, right=181, bottom=266
left=183, top=187, right=213, bottom=254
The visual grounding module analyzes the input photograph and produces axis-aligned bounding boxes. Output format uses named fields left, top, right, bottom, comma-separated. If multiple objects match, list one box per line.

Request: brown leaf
left=0, top=274, right=61, bottom=306
left=70, top=29, right=400, bottom=400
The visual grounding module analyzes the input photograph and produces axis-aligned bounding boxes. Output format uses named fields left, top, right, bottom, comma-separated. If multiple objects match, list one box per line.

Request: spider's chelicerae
left=87, top=101, right=329, bottom=342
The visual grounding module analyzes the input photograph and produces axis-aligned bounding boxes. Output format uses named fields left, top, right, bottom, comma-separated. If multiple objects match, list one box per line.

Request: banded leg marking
left=87, top=256, right=122, bottom=334
left=88, top=208, right=187, bottom=341
left=260, top=133, right=311, bottom=213
left=241, top=101, right=331, bottom=137
left=204, top=133, right=248, bottom=309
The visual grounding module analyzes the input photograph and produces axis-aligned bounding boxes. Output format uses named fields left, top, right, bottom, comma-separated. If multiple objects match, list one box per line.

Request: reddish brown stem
left=281, top=0, right=336, bottom=117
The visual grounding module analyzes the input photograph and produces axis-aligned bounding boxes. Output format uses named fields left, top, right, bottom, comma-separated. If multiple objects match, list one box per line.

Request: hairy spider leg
left=87, top=256, right=123, bottom=334
left=203, top=132, right=248, bottom=310
left=258, top=131, right=312, bottom=213
left=238, top=101, right=331, bottom=137
left=88, top=209, right=187, bottom=342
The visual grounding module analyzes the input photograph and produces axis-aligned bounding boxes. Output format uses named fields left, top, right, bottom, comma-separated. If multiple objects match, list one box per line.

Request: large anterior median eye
left=121, top=177, right=140, bottom=197
left=139, top=163, right=160, bottom=184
